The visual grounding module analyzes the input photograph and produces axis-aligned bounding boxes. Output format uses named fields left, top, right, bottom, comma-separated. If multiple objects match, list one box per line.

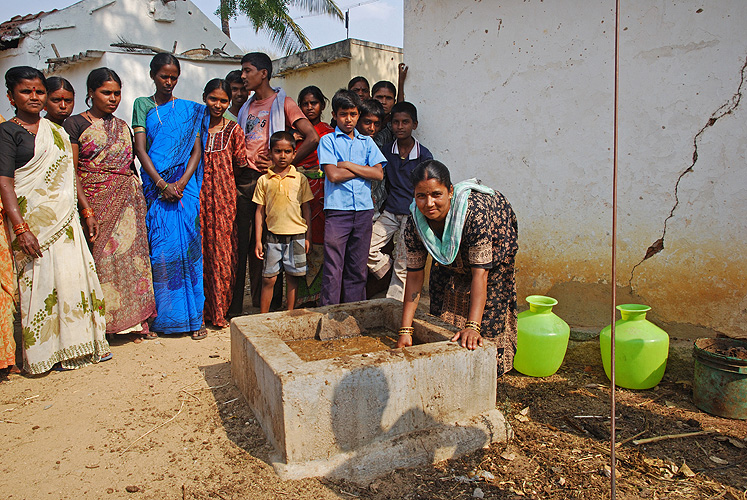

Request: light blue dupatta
left=409, top=178, right=494, bottom=265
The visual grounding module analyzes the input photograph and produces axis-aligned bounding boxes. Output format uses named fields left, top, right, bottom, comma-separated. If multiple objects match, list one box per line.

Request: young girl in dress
left=297, top=86, right=334, bottom=153
left=200, top=79, right=250, bottom=327
left=44, top=77, right=75, bottom=126
left=294, top=86, right=334, bottom=306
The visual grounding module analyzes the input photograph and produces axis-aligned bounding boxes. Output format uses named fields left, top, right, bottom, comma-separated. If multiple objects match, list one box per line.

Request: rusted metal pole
left=611, top=0, right=621, bottom=497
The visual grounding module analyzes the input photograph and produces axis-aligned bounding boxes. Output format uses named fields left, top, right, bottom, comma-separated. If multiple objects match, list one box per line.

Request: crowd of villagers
left=0, top=51, right=518, bottom=378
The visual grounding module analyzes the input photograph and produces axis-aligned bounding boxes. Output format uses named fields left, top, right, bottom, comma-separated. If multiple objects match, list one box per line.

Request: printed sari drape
left=11, top=118, right=108, bottom=374
left=137, top=98, right=207, bottom=334
left=77, top=116, right=155, bottom=334
left=0, top=204, right=15, bottom=370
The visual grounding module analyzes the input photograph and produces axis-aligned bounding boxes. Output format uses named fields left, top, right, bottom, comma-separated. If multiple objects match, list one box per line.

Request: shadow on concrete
left=328, top=365, right=493, bottom=484
left=200, top=354, right=500, bottom=488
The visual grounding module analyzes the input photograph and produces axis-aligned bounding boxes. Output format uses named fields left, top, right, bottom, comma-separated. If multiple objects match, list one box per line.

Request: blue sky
left=0, top=0, right=403, bottom=56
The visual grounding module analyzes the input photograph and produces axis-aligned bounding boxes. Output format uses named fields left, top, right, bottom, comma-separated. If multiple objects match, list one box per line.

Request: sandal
left=141, top=331, right=158, bottom=341
left=100, top=352, right=113, bottom=362
left=191, top=326, right=207, bottom=341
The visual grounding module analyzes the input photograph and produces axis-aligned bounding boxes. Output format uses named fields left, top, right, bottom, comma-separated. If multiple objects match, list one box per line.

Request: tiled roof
left=45, top=49, right=105, bottom=75
left=0, top=10, right=57, bottom=46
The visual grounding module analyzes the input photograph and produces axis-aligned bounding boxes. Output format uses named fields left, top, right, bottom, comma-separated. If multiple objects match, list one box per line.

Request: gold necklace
left=11, top=117, right=36, bottom=136
left=85, top=110, right=106, bottom=123
left=151, top=95, right=176, bottom=124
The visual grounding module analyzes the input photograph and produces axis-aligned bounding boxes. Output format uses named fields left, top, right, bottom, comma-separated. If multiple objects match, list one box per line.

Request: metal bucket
left=693, top=338, right=747, bottom=420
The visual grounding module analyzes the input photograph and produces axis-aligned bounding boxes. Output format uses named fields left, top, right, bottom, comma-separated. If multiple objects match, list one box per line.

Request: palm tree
left=218, top=0, right=343, bottom=55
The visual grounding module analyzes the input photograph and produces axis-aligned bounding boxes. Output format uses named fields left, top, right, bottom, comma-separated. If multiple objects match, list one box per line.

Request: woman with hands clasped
left=397, top=160, right=519, bottom=376
left=0, top=66, right=109, bottom=374
left=132, top=53, right=208, bottom=340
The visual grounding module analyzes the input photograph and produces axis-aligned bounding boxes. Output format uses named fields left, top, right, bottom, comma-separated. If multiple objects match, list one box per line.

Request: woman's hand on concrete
left=451, top=328, right=483, bottom=350
left=397, top=334, right=413, bottom=348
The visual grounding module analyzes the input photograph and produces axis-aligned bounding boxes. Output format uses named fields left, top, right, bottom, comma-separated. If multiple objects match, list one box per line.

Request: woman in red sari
left=294, top=86, right=334, bottom=306
left=201, top=79, right=250, bottom=327
left=65, top=67, right=156, bottom=341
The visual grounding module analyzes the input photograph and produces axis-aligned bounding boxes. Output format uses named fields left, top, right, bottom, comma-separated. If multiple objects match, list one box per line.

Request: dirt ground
left=1, top=318, right=746, bottom=499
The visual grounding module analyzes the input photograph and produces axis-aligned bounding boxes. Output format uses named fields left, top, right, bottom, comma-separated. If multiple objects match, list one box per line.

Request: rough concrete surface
left=231, top=298, right=512, bottom=484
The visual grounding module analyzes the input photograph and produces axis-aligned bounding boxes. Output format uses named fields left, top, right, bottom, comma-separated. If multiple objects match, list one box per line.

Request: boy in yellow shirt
left=253, top=131, right=313, bottom=313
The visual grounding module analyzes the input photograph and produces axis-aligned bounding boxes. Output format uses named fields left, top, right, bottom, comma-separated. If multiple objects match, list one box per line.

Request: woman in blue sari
left=132, top=53, right=209, bottom=339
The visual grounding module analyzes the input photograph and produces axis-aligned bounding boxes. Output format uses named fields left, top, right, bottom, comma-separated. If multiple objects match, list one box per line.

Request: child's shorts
left=263, top=232, right=307, bottom=277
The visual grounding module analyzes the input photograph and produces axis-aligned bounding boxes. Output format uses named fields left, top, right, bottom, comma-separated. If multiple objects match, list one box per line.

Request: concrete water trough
left=230, top=298, right=512, bottom=484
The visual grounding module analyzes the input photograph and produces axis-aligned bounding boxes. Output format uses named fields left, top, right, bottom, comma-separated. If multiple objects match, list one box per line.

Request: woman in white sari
left=0, top=66, right=109, bottom=374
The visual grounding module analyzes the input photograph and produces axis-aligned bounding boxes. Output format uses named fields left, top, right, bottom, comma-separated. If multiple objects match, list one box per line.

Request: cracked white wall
left=404, top=0, right=747, bottom=337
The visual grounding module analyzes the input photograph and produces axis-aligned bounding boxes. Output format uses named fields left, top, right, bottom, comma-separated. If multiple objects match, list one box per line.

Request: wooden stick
left=120, top=399, right=185, bottom=454
left=564, top=416, right=589, bottom=435
left=635, top=393, right=668, bottom=407
left=574, top=415, right=620, bottom=419
left=632, top=430, right=712, bottom=446
left=180, top=389, right=201, bottom=403
left=616, top=429, right=647, bottom=448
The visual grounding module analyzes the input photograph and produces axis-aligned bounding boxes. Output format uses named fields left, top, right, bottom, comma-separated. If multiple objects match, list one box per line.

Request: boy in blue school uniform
left=317, top=90, right=387, bottom=305
left=367, top=101, right=433, bottom=300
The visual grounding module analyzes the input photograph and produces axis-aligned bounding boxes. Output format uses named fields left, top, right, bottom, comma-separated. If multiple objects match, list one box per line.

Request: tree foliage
left=218, top=0, right=343, bottom=55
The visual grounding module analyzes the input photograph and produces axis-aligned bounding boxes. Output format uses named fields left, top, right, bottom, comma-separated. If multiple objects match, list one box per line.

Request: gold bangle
left=398, top=326, right=415, bottom=336
left=80, top=208, right=95, bottom=218
left=465, top=321, right=481, bottom=334
left=13, top=222, right=29, bottom=235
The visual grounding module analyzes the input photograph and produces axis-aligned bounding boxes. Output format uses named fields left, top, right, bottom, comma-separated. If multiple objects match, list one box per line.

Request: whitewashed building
left=0, top=0, right=244, bottom=122
left=404, top=1, right=747, bottom=338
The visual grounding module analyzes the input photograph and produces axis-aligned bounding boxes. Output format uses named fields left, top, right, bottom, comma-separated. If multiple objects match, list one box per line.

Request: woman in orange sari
left=0, top=111, right=14, bottom=375
left=0, top=200, right=15, bottom=375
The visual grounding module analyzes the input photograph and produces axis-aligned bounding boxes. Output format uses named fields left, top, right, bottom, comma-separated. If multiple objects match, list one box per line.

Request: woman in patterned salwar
left=0, top=66, right=109, bottom=374
left=65, top=68, right=156, bottom=342
left=397, top=160, right=519, bottom=376
left=200, top=79, right=249, bottom=328
left=132, top=53, right=208, bottom=340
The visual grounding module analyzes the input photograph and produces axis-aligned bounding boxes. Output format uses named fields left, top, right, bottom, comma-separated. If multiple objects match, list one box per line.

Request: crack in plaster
left=629, top=54, right=747, bottom=286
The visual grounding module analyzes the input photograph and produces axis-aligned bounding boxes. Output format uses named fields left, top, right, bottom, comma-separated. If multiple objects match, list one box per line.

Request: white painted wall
left=404, top=0, right=747, bottom=337
left=0, top=0, right=242, bottom=118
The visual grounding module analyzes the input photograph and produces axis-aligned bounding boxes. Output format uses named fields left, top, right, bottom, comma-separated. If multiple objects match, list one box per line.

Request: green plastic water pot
left=600, top=304, right=669, bottom=390
left=513, top=295, right=570, bottom=377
